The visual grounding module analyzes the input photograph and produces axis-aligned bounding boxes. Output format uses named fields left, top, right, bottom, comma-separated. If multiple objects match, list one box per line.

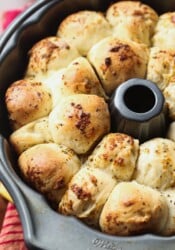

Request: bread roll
left=59, top=167, right=116, bottom=227
left=152, top=12, right=175, bottom=50
left=161, top=189, right=175, bottom=236
left=49, top=94, right=110, bottom=154
left=134, top=138, right=175, bottom=190
left=147, top=47, right=175, bottom=91
left=18, top=143, right=81, bottom=204
left=5, top=79, right=52, bottom=130
left=84, top=133, right=139, bottom=181
left=59, top=132, right=138, bottom=226
left=164, top=80, right=175, bottom=120
left=106, top=1, right=158, bottom=46
left=25, top=36, right=79, bottom=79
left=57, top=10, right=112, bottom=55
left=6, top=56, right=107, bottom=128
left=88, top=36, right=149, bottom=95
left=9, top=117, right=52, bottom=154
left=10, top=94, right=110, bottom=155
left=42, top=57, right=107, bottom=107
left=100, top=181, right=168, bottom=236
left=58, top=57, right=107, bottom=99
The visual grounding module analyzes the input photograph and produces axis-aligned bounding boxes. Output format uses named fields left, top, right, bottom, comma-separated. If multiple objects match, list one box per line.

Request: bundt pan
left=1, top=0, right=175, bottom=249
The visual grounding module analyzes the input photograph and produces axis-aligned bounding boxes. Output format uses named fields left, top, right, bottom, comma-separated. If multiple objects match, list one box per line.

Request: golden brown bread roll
left=152, top=12, right=175, bottom=50
left=134, top=138, right=175, bottom=190
left=6, top=56, right=107, bottom=128
left=84, top=133, right=139, bottom=181
left=18, top=143, right=81, bottom=204
left=161, top=189, right=175, bottom=236
left=10, top=94, right=110, bottom=155
left=59, top=167, right=116, bottom=227
left=59, top=132, right=138, bottom=226
left=25, top=36, right=80, bottom=79
left=9, top=117, right=52, bottom=154
left=99, top=181, right=168, bottom=236
left=42, top=57, right=107, bottom=107
left=88, top=36, right=149, bottom=95
left=57, top=10, right=112, bottom=56
left=147, top=47, right=175, bottom=91
left=49, top=94, right=110, bottom=154
left=57, top=57, right=107, bottom=99
left=106, top=1, right=158, bottom=46
left=5, top=79, right=52, bottom=130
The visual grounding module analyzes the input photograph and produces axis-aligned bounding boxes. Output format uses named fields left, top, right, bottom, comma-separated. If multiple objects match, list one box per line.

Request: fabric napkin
left=0, top=203, right=28, bottom=250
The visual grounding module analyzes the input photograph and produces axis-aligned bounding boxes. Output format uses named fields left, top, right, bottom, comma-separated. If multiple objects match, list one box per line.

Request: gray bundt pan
left=0, top=0, right=175, bottom=249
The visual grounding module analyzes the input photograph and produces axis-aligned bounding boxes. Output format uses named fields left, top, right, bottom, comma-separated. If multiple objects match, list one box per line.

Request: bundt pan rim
left=0, top=0, right=175, bottom=249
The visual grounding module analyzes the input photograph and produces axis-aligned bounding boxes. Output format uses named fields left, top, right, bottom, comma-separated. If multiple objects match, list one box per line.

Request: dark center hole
left=124, top=85, right=155, bottom=113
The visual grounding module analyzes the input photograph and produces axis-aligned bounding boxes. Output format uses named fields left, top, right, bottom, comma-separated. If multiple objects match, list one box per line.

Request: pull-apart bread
left=5, top=0, right=175, bottom=237
left=18, top=143, right=81, bottom=204
left=106, top=1, right=158, bottom=46
left=57, top=11, right=112, bottom=56
left=59, top=133, right=139, bottom=227
left=134, top=138, right=175, bottom=190
left=25, top=36, right=80, bottom=79
left=152, top=12, right=175, bottom=50
left=5, top=79, right=52, bottom=130
left=100, top=181, right=168, bottom=236
left=88, top=37, right=149, bottom=95
left=10, top=94, right=110, bottom=155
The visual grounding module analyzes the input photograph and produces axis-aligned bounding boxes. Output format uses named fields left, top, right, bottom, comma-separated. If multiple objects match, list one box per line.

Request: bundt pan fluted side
left=1, top=0, right=175, bottom=250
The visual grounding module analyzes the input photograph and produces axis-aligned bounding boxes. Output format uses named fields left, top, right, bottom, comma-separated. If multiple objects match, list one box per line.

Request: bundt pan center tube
left=1, top=0, right=175, bottom=250
left=110, top=78, right=167, bottom=142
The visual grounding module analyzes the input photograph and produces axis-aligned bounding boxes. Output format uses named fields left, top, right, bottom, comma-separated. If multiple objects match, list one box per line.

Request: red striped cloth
left=0, top=203, right=28, bottom=250
left=1, top=10, right=23, bottom=31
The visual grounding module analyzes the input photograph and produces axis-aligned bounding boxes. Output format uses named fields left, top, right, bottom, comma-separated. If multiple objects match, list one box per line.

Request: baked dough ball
left=164, top=80, right=175, bottom=120
left=5, top=79, right=52, bottom=130
left=25, top=36, right=79, bottom=79
left=134, top=138, right=175, bottom=190
left=10, top=94, right=110, bottom=155
left=84, top=133, right=139, bottom=181
left=43, top=57, right=107, bottom=107
left=57, top=11, right=112, bottom=56
left=152, top=12, right=175, bottom=50
left=58, top=57, right=107, bottom=99
left=88, top=37, right=149, bottom=95
left=99, top=181, right=168, bottom=236
left=161, top=189, right=175, bottom=236
left=18, top=143, right=81, bottom=204
left=147, top=47, right=175, bottom=91
left=106, top=1, right=158, bottom=46
left=59, top=132, right=138, bottom=226
left=49, top=94, right=110, bottom=154
left=10, top=117, right=52, bottom=154
left=59, top=167, right=116, bottom=227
